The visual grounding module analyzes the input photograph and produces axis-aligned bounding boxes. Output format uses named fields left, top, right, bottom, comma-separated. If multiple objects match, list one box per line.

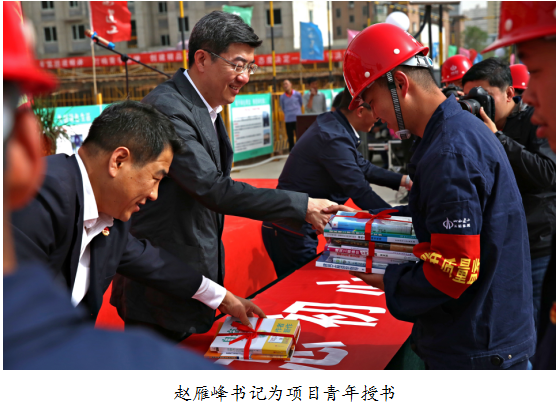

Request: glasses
left=203, top=49, right=258, bottom=75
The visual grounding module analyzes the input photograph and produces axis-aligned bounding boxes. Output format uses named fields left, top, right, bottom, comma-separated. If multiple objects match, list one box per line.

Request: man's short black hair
left=307, top=77, right=318, bottom=84
left=462, top=57, right=512, bottom=91
left=339, top=87, right=371, bottom=111
left=82, top=100, right=183, bottom=167
left=188, top=11, right=262, bottom=64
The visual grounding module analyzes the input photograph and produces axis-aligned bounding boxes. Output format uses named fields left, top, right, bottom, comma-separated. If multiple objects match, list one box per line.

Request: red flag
left=90, top=1, right=131, bottom=43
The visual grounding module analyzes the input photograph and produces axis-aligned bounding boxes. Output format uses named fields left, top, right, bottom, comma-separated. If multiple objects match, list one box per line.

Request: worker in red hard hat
left=484, top=0, right=556, bottom=371
left=327, top=22, right=535, bottom=369
left=441, top=54, right=473, bottom=89
left=509, top=64, right=530, bottom=96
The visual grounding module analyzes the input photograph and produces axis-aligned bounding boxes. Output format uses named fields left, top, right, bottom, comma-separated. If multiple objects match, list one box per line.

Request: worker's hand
left=400, top=175, right=413, bottom=191
left=322, top=205, right=363, bottom=214
left=349, top=271, right=385, bottom=291
left=217, top=291, right=266, bottom=329
left=479, top=107, right=498, bottom=133
left=310, top=88, right=318, bottom=96
left=306, top=198, right=337, bottom=233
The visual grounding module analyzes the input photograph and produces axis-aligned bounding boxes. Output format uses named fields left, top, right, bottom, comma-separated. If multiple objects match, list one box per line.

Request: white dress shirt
left=184, top=70, right=222, bottom=131
left=72, top=153, right=226, bottom=309
left=349, top=123, right=361, bottom=140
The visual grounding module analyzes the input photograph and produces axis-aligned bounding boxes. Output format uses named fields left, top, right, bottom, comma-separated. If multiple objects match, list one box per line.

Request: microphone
left=85, top=29, right=115, bottom=50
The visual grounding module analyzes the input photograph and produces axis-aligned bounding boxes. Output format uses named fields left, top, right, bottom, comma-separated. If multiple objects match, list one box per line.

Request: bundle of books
left=205, top=317, right=301, bottom=361
left=316, top=211, right=419, bottom=274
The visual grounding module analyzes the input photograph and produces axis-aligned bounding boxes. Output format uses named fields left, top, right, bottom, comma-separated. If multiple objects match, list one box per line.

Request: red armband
left=413, top=233, right=480, bottom=299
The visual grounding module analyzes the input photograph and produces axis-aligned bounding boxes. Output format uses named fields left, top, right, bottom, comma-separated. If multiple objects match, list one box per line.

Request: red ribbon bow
left=215, top=317, right=297, bottom=360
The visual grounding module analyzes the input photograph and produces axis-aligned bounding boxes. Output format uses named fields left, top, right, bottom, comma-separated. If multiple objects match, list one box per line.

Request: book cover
left=328, top=238, right=415, bottom=253
left=328, top=212, right=414, bottom=235
left=209, top=317, right=300, bottom=356
left=315, top=252, right=385, bottom=274
left=325, top=245, right=419, bottom=261
left=324, top=231, right=419, bottom=244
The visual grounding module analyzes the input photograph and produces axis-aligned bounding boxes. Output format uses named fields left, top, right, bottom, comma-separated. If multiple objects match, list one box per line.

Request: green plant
left=31, top=96, right=70, bottom=155
left=462, top=26, right=489, bottom=53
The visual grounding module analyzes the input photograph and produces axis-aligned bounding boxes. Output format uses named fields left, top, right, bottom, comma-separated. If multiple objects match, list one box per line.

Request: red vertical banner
left=90, top=1, right=131, bottom=43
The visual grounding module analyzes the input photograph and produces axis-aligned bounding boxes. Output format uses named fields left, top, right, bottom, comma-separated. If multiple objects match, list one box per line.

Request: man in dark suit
left=3, top=1, right=219, bottom=370
left=111, top=11, right=335, bottom=340
left=12, top=100, right=264, bottom=332
left=262, top=89, right=412, bottom=277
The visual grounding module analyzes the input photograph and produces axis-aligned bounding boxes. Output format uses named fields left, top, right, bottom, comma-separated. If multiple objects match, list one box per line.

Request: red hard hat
left=510, top=64, right=530, bottom=90
left=3, top=1, right=57, bottom=94
left=483, top=1, right=556, bottom=53
left=343, top=23, right=429, bottom=110
left=441, top=55, right=472, bottom=83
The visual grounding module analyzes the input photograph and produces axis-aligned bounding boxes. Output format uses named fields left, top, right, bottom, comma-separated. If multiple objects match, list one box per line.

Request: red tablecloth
left=182, top=260, right=412, bottom=370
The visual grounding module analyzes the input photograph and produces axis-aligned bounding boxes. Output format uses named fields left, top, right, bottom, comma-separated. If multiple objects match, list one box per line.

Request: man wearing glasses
left=110, top=11, right=336, bottom=341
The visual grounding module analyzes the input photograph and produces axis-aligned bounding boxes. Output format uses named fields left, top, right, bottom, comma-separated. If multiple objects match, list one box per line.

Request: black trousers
left=124, top=318, right=191, bottom=344
left=285, top=122, right=297, bottom=152
left=261, top=222, right=318, bottom=278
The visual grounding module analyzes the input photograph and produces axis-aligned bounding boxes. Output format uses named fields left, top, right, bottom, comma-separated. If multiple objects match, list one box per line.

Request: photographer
left=440, top=55, right=472, bottom=97
left=462, top=57, right=556, bottom=329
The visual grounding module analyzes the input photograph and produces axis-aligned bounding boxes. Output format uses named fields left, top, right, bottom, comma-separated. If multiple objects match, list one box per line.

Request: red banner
left=90, top=1, right=131, bottom=43
left=38, top=50, right=346, bottom=70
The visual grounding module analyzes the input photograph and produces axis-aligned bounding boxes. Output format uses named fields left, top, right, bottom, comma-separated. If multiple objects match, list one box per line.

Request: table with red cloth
left=181, top=260, right=412, bottom=370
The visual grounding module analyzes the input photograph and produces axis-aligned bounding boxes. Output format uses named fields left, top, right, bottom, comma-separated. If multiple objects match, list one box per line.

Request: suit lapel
left=68, top=155, right=84, bottom=287
left=172, top=69, right=222, bottom=170
left=216, top=114, right=233, bottom=174
left=88, top=233, right=107, bottom=315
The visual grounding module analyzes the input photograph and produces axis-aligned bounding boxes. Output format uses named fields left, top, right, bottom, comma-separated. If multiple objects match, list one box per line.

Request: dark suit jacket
left=12, top=154, right=204, bottom=318
left=110, top=69, right=308, bottom=333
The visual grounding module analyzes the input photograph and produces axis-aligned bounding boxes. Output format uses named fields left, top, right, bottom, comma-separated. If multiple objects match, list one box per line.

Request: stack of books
left=205, top=317, right=301, bottom=361
left=316, top=211, right=419, bottom=274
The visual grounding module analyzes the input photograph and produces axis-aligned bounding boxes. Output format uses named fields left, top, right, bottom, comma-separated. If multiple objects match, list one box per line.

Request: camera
left=441, top=84, right=462, bottom=98
left=457, top=86, right=495, bottom=122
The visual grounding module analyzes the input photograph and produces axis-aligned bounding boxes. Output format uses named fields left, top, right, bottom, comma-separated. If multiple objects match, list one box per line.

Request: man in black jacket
left=262, top=89, right=412, bottom=277
left=12, top=101, right=264, bottom=328
left=463, top=57, right=556, bottom=327
left=3, top=1, right=219, bottom=371
left=110, top=11, right=335, bottom=341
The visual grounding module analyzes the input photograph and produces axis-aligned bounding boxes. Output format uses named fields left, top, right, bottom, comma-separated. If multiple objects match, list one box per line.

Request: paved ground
left=230, top=155, right=407, bottom=206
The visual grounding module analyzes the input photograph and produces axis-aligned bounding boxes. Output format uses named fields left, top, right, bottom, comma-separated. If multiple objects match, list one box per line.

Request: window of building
left=41, top=1, right=54, bottom=10
left=336, top=8, right=341, bottom=18
left=349, top=15, right=354, bottom=23
left=336, top=26, right=341, bottom=36
left=44, top=26, right=57, bottom=42
left=363, top=23, right=368, bottom=28
left=158, top=2, right=167, bottom=13
left=128, top=20, right=137, bottom=48
left=69, top=1, right=79, bottom=8
left=309, top=10, right=313, bottom=23
left=266, top=8, right=282, bottom=25
left=161, top=34, right=170, bottom=46
left=348, top=1, right=355, bottom=9
left=71, top=24, right=86, bottom=40
left=363, top=5, right=369, bottom=16
left=178, top=16, right=189, bottom=32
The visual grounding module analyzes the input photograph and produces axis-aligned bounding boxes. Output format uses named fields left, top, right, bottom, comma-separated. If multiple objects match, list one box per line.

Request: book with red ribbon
left=207, top=317, right=301, bottom=360
left=324, top=210, right=418, bottom=244
left=318, top=210, right=419, bottom=274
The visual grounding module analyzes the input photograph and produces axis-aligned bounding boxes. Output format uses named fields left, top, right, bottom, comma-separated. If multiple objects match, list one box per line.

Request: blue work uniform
left=262, top=110, right=402, bottom=277
left=4, top=263, right=222, bottom=370
left=379, top=97, right=535, bottom=369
